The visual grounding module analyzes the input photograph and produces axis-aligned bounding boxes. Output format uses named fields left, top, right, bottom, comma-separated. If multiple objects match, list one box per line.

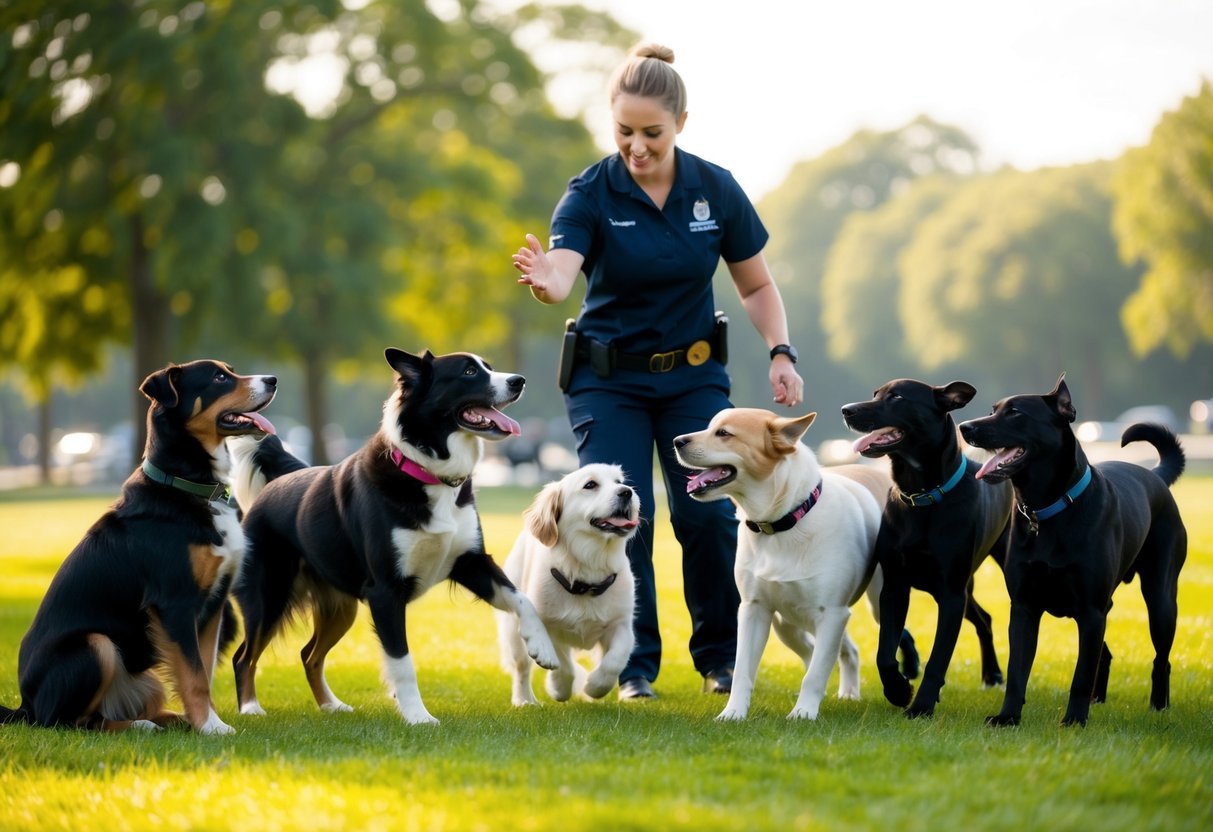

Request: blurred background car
left=1075, top=405, right=1183, bottom=443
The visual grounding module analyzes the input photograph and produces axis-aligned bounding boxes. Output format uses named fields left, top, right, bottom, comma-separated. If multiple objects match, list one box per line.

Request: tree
left=0, top=1, right=630, bottom=465
left=898, top=162, right=1140, bottom=414
left=0, top=1, right=343, bottom=463
left=820, top=175, right=964, bottom=381
left=1112, top=80, right=1213, bottom=357
left=749, top=116, right=981, bottom=409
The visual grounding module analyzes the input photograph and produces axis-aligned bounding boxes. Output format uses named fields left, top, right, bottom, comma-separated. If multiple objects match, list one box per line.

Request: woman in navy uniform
left=512, top=43, right=803, bottom=700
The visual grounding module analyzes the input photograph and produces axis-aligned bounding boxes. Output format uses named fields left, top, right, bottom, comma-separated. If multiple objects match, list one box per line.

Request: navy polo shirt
left=549, top=147, right=768, bottom=354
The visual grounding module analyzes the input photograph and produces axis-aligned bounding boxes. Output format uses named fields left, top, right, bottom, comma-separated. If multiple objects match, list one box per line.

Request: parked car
left=1075, top=405, right=1182, bottom=443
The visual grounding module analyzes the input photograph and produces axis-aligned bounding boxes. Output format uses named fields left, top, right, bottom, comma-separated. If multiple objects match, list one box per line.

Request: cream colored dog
left=674, top=408, right=893, bottom=721
left=497, top=464, right=640, bottom=705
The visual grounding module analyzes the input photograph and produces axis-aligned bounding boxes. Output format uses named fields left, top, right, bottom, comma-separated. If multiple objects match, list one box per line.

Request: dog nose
left=617, top=486, right=633, bottom=499
left=506, top=375, right=525, bottom=393
left=265, top=376, right=278, bottom=389
left=841, top=404, right=857, bottom=419
left=673, top=435, right=690, bottom=450
left=958, top=421, right=976, bottom=440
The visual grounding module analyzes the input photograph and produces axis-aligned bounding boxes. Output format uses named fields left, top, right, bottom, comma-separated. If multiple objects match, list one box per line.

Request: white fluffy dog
left=496, top=464, right=640, bottom=705
left=675, top=409, right=892, bottom=721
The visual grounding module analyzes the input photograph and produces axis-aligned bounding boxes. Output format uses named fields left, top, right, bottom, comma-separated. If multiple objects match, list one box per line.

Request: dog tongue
left=603, top=516, right=640, bottom=529
left=687, top=467, right=729, bottom=493
left=852, top=427, right=897, bottom=454
left=244, top=411, right=276, bottom=435
left=467, top=406, right=521, bottom=436
left=975, top=448, right=1018, bottom=480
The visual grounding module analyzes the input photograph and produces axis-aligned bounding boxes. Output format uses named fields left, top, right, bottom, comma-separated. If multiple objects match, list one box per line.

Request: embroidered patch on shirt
left=609, top=218, right=636, bottom=227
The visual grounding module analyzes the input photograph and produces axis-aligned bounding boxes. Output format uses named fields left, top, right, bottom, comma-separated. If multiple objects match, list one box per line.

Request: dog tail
left=227, top=433, right=309, bottom=512
left=1121, top=422, right=1186, bottom=487
left=0, top=703, right=32, bottom=725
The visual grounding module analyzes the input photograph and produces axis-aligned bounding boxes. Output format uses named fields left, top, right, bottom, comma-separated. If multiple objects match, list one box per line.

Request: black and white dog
left=228, top=349, right=558, bottom=725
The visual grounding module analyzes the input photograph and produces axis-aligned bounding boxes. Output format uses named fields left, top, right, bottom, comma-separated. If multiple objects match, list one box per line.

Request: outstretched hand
left=512, top=233, right=552, bottom=294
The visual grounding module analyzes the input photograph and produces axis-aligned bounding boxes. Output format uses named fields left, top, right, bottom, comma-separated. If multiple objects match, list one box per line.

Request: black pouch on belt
left=713, top=310, right=729, bottom=366
left=557, top=319, right=577, bottom=393
left=588, top=339, right=615, bottom=378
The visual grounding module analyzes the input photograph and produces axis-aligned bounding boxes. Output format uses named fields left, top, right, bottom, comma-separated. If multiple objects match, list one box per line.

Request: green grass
left=2, top=479, right=1211, bottom=831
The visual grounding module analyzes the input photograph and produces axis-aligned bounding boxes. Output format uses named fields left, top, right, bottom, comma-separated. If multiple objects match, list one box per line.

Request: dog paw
left=130, top=719, right=162, bottom=732
left=786, top=705, right=820, bottom=721
left=985, top=713, right=1020, bottom=727
left=511, top=696, right=541, bottom=708
left=320, top=701, right=354, bottom=714
left=525, top=639, right=560, bottom=672
left=400, top=709, right=440, bottom=726
left=716, top=706, right=748, bottom=722
left=904, top=702, right=935, bottom=719
left=983, top=671, right=1004, bottom=688
left=883, top=679, right=914, bottom=709
left=1060, top=712, right=1088, bottom=728
left=583, top=675, right=615, bottom=700
left=239, top=701, right=267, bottom=717
left=199, top=714, right=236, bottom=735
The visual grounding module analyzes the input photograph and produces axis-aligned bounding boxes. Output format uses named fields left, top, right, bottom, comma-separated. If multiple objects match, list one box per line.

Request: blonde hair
left=608, top=43, right=687, bottom=117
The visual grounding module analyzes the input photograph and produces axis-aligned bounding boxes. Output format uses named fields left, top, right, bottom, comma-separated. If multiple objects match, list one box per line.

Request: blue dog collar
left=898, top=456, right=967, bottom=508
left=1022, top=466, right=1092, bottom=523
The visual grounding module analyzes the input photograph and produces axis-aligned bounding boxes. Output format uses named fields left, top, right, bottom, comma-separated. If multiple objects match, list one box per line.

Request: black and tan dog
left=0, top=361, right=277, bottom=733
left=959, top=375, right=1187, bottom=726
left=228, top=349, right=559, bottom=725
left=842, top=379, right=1012, bottom=718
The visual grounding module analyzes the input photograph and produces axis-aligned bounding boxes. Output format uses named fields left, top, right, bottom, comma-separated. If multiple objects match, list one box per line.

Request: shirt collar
left=606, top=147, right=702, bottom=200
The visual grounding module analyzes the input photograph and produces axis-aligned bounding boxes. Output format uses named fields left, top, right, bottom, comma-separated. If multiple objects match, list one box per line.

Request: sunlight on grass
left=1, top=478, right=1210, bottom=830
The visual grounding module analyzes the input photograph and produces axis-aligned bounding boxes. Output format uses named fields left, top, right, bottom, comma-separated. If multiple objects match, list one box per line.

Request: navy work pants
left=565, top=363, right=740, bottom=684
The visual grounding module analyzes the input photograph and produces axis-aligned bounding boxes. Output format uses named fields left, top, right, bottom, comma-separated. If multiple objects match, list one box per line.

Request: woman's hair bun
left=629, top=42, right=675, bottom=64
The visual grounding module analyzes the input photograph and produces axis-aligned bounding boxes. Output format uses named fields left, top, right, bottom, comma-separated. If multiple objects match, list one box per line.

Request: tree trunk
left=303, top=346, right=330, bottom=466
left=37, top=394, right=51, bottom=486
left=129, top=213, right=170, bottom=468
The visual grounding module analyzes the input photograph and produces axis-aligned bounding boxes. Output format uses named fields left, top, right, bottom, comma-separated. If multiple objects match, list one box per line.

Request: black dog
left=842, top=379, right=1012, bottom=718
left=227, top=349, right=559, bottom=725
left=0, top=360, right=276, bottom=733
left=959, top=375, right=1187, bottom=726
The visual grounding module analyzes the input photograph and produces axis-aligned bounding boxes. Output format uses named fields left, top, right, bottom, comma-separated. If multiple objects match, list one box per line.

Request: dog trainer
left=512, top=42, right=803, bottom=699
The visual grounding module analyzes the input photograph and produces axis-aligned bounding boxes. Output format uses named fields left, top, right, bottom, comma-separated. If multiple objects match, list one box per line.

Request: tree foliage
left=1112, top=80, right=1213, bottom=357
left=0, top=0, right=625, bottom=464
left=898, top=162, right=1141, bottom=412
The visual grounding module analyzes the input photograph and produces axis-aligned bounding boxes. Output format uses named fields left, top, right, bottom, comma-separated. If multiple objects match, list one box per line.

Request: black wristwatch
left=769, top=344, right=798, bottom=364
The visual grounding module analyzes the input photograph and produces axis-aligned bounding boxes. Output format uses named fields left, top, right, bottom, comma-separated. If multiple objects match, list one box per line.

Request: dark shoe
left=702, top=667, right=733, bottom=694
left=618, top=677, right=656, bottom=701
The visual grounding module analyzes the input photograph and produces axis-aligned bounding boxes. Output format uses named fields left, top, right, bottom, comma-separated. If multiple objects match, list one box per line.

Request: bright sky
left=522, top=0, right=1213, bottom=199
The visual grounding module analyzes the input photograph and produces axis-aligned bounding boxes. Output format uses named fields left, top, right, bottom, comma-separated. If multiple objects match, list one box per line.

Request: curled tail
left=1121, top=422, right=1185, bottom=487
left=1, top=703, right=32, bottom=725
left=227, top=434, right=309, bottom=512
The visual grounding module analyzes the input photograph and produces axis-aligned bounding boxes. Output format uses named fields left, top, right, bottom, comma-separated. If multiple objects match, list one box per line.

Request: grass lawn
left=0, top=477, right=1210, bottom=831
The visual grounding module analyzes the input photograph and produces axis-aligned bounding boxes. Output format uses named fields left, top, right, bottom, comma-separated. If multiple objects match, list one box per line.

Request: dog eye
left=214, top=371, right=229, bottom=384
left=887, top=393, right=901, bottom=401
left=714, top=428, right=730, bottom=438
left=463, top=366, right=476, bottom=376
left=583, top=480, right=598, bottom=490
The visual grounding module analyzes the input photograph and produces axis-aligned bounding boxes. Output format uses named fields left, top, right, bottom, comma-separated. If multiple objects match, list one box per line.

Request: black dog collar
left=142, top=459, right=229, bottom=503
left=745, top=480, right=823, bottom=535
left=550, top=567, right=617, bottom=597
left=898, top=456, right=967, bottom=507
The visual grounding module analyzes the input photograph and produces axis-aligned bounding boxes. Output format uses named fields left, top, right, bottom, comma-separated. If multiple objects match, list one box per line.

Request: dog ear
left=936, top=381, right=976, bottom=412
left=772, top=412, right=816, bottom=452
left=1049, top=373, right=1076, bottom=423
left=525, top=481, right=563, bottom=548
left=385, top=348, right=430, bottom=389
left=139, top=365, right=182, bottom=407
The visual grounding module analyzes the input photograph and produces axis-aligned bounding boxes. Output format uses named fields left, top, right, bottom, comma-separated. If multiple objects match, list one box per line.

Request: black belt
left=574, top=337, right=712, bottom=374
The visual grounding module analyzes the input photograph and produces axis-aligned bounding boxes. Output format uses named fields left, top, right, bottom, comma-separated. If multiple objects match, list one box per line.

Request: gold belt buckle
left=686, top=340, right=711, bottom=366
left=649, top=351, right=678, bottom=372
